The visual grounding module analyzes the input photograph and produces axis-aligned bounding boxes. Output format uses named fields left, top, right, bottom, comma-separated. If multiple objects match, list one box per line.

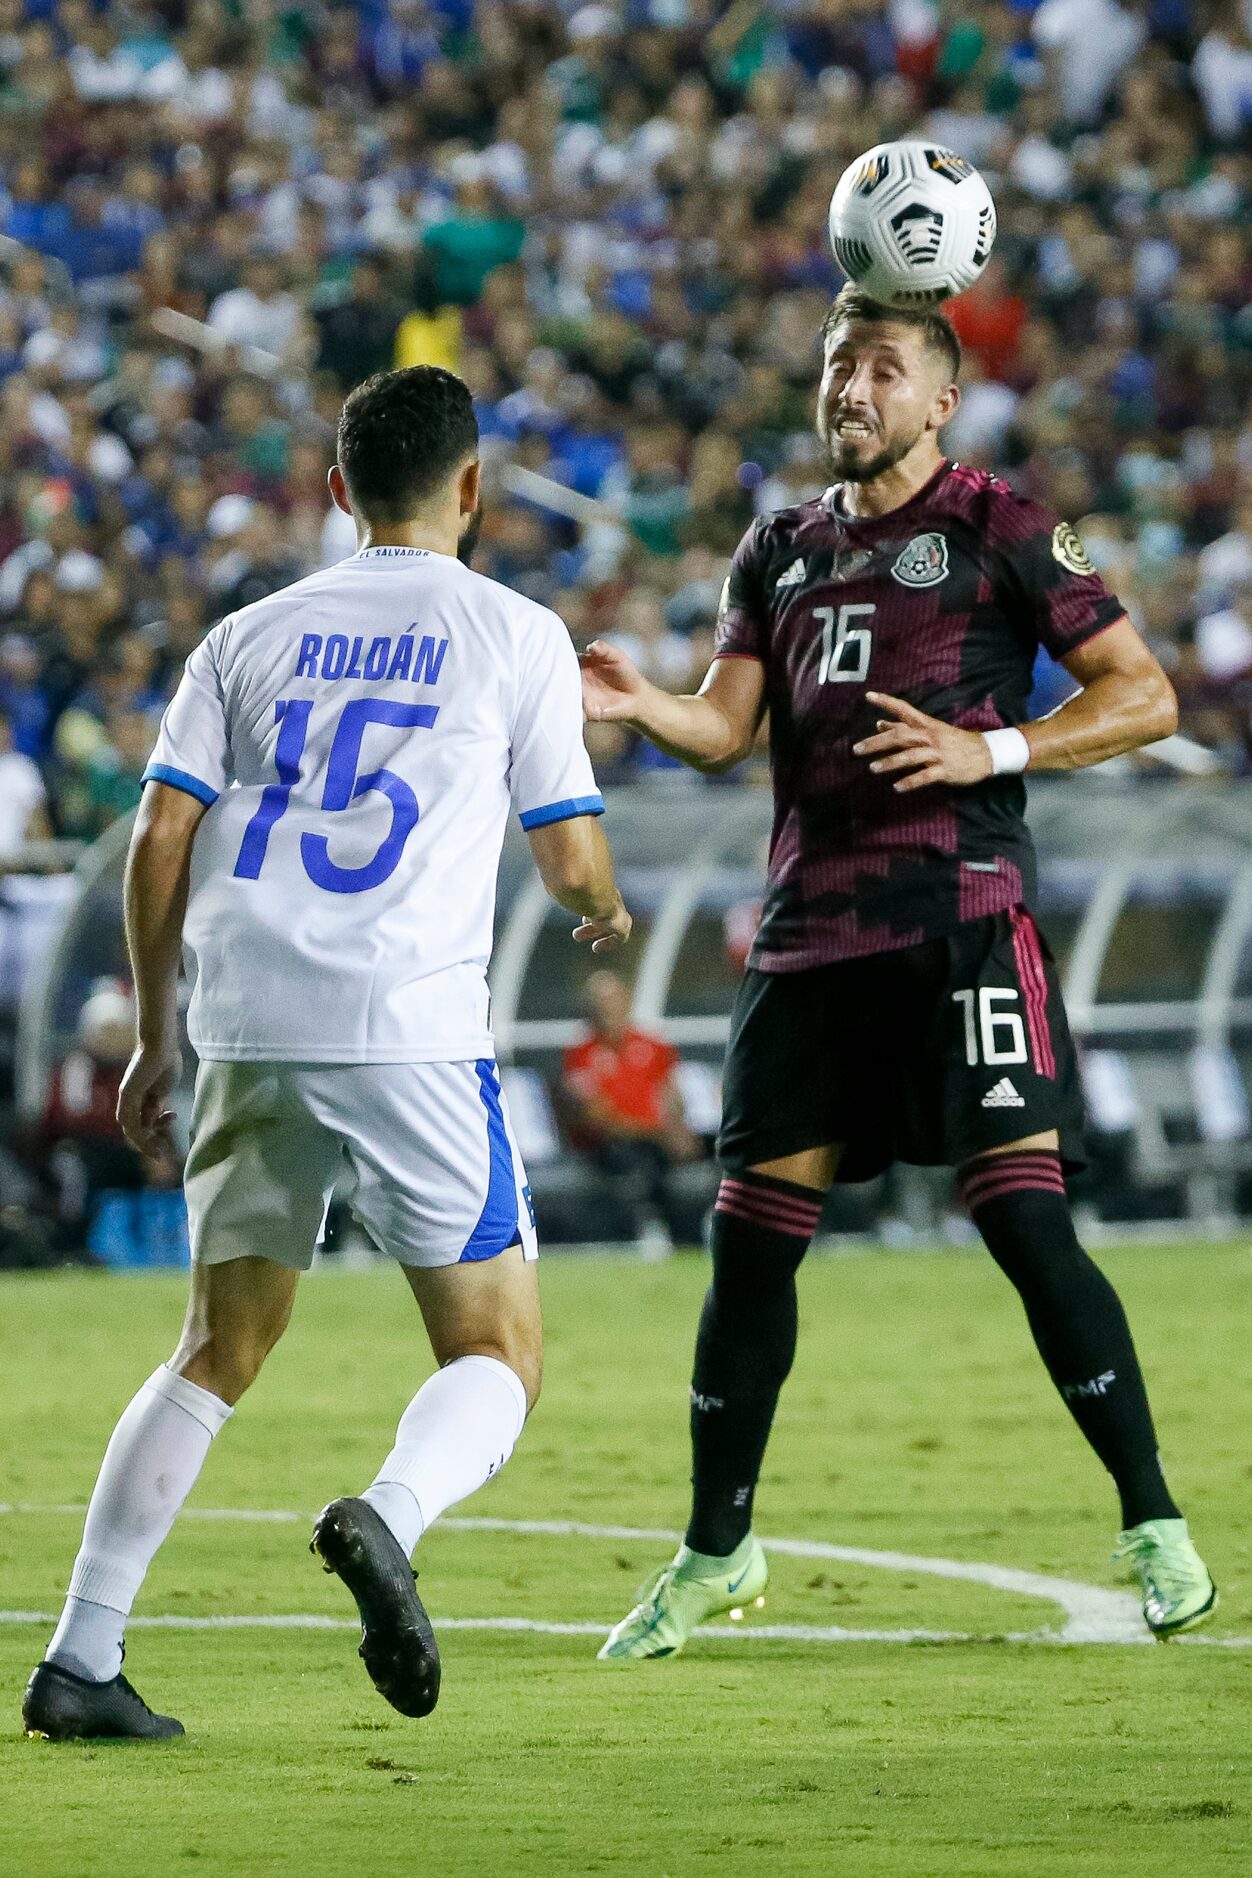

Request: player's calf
left=960, top=1144, right=1216, bottom=1631
left=686, top=1171, right=819, bottom=1557
left=959, top=1147, right=1181, bottom=1529
left=169, top=1254, right=300, bottom=1405
left=315, top=1254, right=535, bottom=1705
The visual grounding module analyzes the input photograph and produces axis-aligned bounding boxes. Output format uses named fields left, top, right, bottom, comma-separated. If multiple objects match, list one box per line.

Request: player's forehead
left=822, top=318, right=929, bottom=372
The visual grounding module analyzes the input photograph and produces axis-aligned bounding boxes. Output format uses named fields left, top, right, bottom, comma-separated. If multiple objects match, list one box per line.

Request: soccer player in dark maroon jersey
left=589, top=285, right=1216, bottom=1658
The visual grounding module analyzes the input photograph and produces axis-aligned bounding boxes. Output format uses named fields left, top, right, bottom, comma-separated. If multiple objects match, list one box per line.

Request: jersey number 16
left=816, top=604, right=874, bottom=685
left=233, top=697, right=439, bottom=894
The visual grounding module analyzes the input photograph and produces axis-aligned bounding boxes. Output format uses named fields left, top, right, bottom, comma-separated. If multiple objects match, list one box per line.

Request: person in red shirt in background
left=561, top=968, right=707, bottom=1249
left=946, top=257, right=1027, bottom=383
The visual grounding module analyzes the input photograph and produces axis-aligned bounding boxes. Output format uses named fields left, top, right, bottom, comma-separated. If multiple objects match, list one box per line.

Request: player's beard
left=457, top=502, right=483, bottom=565
left=823, top=422, right=925, bottom=484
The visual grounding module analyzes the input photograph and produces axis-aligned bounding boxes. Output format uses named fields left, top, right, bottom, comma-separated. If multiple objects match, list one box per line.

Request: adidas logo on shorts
left=981, top=1077, right=1025, bottom=1108
left=775, top=558, right=806, bottom=588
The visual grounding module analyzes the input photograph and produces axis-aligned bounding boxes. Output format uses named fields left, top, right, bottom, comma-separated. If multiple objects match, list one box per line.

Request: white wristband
left=982, top=727, right=1031, bottom=776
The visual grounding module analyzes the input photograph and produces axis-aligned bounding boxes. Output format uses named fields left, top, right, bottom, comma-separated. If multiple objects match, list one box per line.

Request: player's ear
left=459, top=457, right=481, bottom=518
left=328, top=464, right=352, bottom=516
left=929, top=381, right=960, bottom=434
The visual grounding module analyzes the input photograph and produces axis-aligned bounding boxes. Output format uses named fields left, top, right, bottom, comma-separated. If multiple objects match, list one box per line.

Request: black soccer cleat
left=311, top=1497, right=441, bottom=1718
left=22, top=1661, right=184, bottom=1742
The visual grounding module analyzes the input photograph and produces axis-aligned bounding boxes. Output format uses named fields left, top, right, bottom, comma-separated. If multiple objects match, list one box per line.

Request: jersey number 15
left=233, top=697, right=439, bottom=894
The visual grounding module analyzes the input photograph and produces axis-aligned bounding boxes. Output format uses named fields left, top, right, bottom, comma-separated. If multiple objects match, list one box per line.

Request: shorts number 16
left=952, top=987, right=1027, bottom=1067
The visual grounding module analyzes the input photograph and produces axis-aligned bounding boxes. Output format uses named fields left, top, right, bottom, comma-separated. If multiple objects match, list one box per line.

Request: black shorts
left=719, top=907, right=1086, bottom=1182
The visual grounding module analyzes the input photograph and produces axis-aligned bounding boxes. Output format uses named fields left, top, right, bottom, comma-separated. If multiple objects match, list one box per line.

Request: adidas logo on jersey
left=981, top=1077, right=1025, bottom=1108
left=775, top=558, right=806, bottom=588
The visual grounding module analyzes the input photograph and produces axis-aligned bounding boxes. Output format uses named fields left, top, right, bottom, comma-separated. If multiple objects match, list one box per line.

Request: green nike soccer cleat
left=1114, top=1518, right=1217, bottom=1639
left=597, top=1536, right=768, bottom=1661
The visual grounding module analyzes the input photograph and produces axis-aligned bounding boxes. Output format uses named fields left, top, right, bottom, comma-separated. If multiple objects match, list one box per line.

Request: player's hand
left=117, top=1038, right=181, bottom=1156
left=572, top=894, right=632, bottom=953
left=853, top=692, right=995, bottom=793
left=580, top=641, right=649, bottom=723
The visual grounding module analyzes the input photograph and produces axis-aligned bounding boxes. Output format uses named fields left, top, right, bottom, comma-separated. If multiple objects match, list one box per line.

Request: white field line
left=440, top=1517, right=1144, bottom=1644
left=1, top=1504, right=1242, bottom=1648
left=1, top=1609, right=1248, bottom=1647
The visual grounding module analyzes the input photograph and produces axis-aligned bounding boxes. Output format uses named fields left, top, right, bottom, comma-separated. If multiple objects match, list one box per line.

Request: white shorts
left=184, top=1058, right=538, bottom=1272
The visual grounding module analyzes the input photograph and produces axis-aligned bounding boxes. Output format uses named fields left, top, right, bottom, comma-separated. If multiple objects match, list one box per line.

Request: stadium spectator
left=314, top=255, right=404, bottom=393
left=29, top=982, right=161, bottom=1256
left=561, top=967, right=708, bottom=1247
left=207, top=253, right=303, bottom=362
left=420, top=180, right=526, bottom=308
left=1196, top=575, right=1252, bottom=684
left=945, top=258, right=1028, bottom=383
left=0, top=706, right=50, bottom=861
left=0, top=0, right=1239, bottom=827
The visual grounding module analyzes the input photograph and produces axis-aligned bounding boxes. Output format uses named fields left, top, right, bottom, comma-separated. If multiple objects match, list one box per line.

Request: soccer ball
left=827, top=141, right=996, bottom=309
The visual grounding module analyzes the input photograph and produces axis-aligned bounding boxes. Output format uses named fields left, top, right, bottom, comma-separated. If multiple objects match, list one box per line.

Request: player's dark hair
left=822, top=284, right=962, bottom=383
left=336, top=366, right=479, bottom=523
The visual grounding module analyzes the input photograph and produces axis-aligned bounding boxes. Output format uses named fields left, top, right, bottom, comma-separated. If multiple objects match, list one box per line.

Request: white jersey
left=144, top=546, right=602, bottom=1063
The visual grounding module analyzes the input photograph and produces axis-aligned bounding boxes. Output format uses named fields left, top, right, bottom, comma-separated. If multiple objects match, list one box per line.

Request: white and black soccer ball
left=827, top=141, right=996, bottom=309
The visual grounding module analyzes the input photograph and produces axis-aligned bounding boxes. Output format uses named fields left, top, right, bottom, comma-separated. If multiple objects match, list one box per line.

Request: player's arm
left=513, top=607, right=633, bottom=950
left=1025, top=618, right=1178, bottom=769
left=581, top=641, right=766, bottom=774
left=584, top=516, right=769, bottom=773
left=527, top=813, right=631, bottom=952
left=854, top=618, right=1177, bottom=793
left=117, top=781, right=207, bottom=1154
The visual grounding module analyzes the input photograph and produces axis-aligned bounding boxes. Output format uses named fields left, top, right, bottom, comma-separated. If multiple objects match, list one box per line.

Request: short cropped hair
left=821, top=284, right=962, bottom=383
left=337, top=366, right=479, bottom=523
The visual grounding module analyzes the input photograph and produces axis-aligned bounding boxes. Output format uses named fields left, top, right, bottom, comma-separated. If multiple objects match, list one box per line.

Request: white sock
left=360, top=1355, right=528, bottom=1558
left=46, top=1365, right=233, bottom=1682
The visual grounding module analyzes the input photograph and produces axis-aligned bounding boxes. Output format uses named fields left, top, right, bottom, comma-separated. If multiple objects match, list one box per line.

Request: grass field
left=4, top=1241, right=1252, bottom=1877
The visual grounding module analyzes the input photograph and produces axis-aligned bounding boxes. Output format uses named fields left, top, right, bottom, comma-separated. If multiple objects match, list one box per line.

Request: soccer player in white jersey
left=24, top=366, right=630, bottom=1743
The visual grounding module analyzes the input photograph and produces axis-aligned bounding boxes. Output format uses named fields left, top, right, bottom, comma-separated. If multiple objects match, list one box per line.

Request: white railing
left=18, top=781, right=1252, bottom=1227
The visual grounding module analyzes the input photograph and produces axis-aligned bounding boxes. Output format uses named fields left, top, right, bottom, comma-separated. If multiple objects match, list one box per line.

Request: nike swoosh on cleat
left=727, top=1566, right=752, bottom=1594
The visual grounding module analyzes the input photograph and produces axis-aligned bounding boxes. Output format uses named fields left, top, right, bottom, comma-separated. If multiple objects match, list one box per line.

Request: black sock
left=685, top=1172, right=821, bottom=1557
left=960, top=1151, right=1181, bottom=1529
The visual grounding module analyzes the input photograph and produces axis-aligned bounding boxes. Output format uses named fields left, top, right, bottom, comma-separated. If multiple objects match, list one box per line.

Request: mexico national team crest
left=891, top=532, right=949, bottom=589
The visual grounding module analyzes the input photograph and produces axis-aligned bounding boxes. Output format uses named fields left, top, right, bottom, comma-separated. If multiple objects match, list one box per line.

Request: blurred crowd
left=0, top=0, right=1246, bottom=824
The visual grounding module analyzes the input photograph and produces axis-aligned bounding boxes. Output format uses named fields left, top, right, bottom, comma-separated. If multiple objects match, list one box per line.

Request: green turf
left=3, top=1242, right=1251, bottom=1876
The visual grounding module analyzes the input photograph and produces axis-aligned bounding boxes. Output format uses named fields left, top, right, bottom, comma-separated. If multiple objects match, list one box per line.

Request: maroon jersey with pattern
left=714, top=460, right=1124, bottom=971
